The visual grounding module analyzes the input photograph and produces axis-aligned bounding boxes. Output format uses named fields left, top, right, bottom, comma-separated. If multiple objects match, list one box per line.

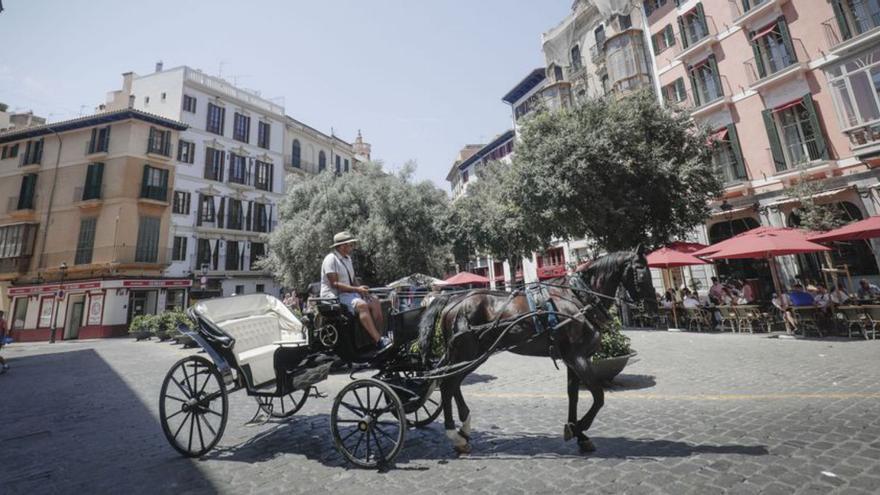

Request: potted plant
left=151, top=314, right=173, bottom=341
left=591, top=312, right=637, bottom=386
left=128, top=315, right=153, bottom=341
left=166, top=310, right=197, bottom=347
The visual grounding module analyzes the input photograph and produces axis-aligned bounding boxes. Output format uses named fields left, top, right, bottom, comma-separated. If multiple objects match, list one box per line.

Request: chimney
left=155, top=60, right=164, bottom=73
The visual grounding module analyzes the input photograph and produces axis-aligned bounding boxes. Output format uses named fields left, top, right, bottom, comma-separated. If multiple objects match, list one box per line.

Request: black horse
left=417, top=248, right=656, bottom=454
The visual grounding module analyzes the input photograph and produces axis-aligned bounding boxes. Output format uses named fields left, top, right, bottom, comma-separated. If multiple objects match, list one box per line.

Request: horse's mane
left=417, top=294, right=453, bottom=361
left=578, top=251, right=635, bottom=292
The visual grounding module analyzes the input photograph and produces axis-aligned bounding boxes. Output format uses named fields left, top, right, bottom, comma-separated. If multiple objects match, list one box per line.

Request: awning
left=707, top=127, right=729, bottom=145
left=709, top=205, right=755, bottom=218
left=764, top=186, right=853, bottom=208
left=752, top=23, right=778, bottom=41
left=773, top=99, right=802, bottom=113
left=810, top=216, right=880, bottom=242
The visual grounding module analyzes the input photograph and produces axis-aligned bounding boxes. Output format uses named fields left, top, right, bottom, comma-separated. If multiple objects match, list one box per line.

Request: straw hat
left=331, top=231, right=358, bottom=248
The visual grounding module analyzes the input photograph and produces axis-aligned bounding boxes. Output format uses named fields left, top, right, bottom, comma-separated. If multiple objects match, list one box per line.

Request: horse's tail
left=417, top=294, right=452, bottom=362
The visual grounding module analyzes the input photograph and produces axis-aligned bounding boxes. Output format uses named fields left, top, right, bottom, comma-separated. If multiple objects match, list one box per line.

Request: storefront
left=7, top=278, right=192, bottom=342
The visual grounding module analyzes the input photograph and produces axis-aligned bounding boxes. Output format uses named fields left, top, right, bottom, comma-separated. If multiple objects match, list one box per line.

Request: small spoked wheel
left=159, top=355, right=228, bottom=457
left=407, top=381, right=442, bottom=428
left=331, top=378, right=406, bottom=468
left=255, top=389, right=309, bottom=418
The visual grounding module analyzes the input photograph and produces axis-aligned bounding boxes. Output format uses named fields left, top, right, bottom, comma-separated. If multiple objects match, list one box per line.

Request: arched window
left=571, top=45, right=582, bottom=70
left=291, top=140, right=301, bottom=168
left=318, top=151, right=326, bottom=172
left=335, top=155, right=341, bottom=173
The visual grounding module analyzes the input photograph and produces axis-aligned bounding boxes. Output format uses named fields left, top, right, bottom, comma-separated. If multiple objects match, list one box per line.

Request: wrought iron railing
left=39, top=247, right=173, bottom=268
left=74, top=185, right=104, bottom=202
left=140, top=185, right=168, bottom=202
left=822, top=3, right=880, bottom=50
left=743, top=38, right=808, bottom=85
left=7, top=195, right=37, bottom=212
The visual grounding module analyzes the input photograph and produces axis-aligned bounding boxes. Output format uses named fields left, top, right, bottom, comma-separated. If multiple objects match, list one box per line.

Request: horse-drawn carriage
left=158, top=292, right=441, bottom=468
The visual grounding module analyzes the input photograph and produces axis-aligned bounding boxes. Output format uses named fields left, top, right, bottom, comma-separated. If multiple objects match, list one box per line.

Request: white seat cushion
left=237, top=344, right=279, bottom=387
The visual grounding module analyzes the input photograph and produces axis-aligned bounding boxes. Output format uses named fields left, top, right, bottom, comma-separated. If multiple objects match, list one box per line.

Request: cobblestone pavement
left=3, top=331, right=880, bottom=494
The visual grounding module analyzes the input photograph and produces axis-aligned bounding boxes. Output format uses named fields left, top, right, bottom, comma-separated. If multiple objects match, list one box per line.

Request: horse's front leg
left=564, top=366, right=579, bottom=441
left=440, top=377, right=469, bottom=454
left=452, top=382, right=472, bottom=453
left=569, top=355, right=603, bottom=453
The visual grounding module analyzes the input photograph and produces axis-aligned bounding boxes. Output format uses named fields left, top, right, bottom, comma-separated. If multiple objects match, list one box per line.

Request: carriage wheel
left=159, top=355, right=228, bottom=457
left=255, top=388, right=309, bottom=418
left=406, top=381, right=442, bottom=428
left=331, top=379, right=406, bottom=468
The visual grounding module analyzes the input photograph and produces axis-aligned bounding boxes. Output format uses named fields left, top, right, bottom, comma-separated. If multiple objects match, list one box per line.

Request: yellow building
left=0, top=108, right=189, bottom=341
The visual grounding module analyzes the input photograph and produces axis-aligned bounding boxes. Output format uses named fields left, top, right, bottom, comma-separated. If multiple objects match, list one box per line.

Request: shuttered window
left=206, top=103, right=225, bottom=135
left=172, top=236, right=187, bottom=261
left=75, top=217, right=97, bottom=265
left=762, top=94, right=829, bottom=172
left=233, top=113, right=251, bottom=143
left=17, top=174, right=37, bottom=210
left=135, top=216, right=161, bottom=263
left=83, top=162, right=104, bottom=200
left=258, top=121, right=271, bottom=149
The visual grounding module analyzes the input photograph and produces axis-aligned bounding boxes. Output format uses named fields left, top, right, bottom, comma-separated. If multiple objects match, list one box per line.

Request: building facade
left=284, top=117, right=360, bottom=178
left=0, top=109, right=189, bottom=341
left=646, top=0, right=880, bottom=295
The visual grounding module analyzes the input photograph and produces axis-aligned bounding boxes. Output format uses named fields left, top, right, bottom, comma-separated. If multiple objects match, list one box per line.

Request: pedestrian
left=708, top=277, right=725, bottom=305
left=0, top=310, right=9, bottom=374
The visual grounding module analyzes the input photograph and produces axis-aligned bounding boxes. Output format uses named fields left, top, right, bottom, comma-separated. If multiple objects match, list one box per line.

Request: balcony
left=674, top=16, right=719, bottom=62
left=822, top=8, right=880, bottom=57
left=39, top=246, right=173, bottom=270
left=6, top=195, right=37, bottom=216
left=729, top=0, right=788, bottom=28
left=0, top=256, right=31, bottom=275
left=85, top=139, right=109, bottom=156
left=685, top=75, right=733, bottom=117
left=743, top=39, right=809, bottom=92
left=765, top=137, right=826, bottom=175
left=139, top=185, right=168, bottom=203
left=227, top=170, right=254, bottom=190
left=74, top=185, right=104, bottom=206
left=146, top=140, right=172, bottom=160
left=841, top=119, right=880, bottom=160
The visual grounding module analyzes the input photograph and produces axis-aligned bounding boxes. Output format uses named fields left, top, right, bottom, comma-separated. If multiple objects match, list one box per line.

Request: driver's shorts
left=339, top=293, right=367, bottom=313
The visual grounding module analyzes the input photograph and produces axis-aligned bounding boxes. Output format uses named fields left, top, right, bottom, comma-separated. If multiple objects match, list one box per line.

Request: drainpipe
left=37, top=126, right=63, bottom=273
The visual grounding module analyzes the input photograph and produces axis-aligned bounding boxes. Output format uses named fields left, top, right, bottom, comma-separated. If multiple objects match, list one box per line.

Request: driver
left=321, top=231, right=390, bottom=350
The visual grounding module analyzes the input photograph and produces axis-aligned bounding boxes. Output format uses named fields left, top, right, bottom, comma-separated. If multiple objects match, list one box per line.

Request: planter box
left=592, top=351, right=637, bottom=385
left=132, top=331, right=152, bottom=341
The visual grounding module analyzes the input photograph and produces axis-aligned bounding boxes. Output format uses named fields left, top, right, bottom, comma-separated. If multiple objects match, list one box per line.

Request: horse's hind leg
left=564, top=366, right=580, bottom=442
left=452, top=378, right=472, bottom=450
left=567, top=356, right=603, bottom=453
left=441, top=378, right=469, bottom=454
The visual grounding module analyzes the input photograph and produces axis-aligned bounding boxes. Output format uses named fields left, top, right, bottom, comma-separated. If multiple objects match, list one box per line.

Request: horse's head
left=621, top=245, right=657, bottom=313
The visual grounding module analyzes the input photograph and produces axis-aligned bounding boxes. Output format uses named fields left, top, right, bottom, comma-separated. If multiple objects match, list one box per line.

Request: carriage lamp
left=49, top=262, right=68, bottom=344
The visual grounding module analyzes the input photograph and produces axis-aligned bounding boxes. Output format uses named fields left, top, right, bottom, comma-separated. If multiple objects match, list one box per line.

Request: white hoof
left=445, top=428, right=468, bottom=449
left=460, top=416, right=471, bottom=437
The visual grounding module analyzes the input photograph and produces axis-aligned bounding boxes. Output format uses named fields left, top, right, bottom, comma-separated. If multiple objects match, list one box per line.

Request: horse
left=417, top=247, right=656, bottom=454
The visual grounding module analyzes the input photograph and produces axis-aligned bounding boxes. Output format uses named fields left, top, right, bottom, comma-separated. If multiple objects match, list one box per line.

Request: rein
left=533, top=279, right=640, bottom=309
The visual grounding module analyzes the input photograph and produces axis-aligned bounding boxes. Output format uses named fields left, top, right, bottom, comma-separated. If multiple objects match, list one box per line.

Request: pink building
left=646, top=0, right=880, bottom=292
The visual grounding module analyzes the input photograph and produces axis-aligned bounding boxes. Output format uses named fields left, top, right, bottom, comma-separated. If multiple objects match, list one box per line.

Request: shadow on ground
left=606, top=374, right=656, bottom=391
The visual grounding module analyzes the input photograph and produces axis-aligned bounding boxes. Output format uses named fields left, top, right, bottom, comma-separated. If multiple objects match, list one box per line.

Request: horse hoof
left=578, top=438, right=596, bottom=453
left=454, top=443, right=472, bottom=455
left=563, top=423, right=575, bottom=442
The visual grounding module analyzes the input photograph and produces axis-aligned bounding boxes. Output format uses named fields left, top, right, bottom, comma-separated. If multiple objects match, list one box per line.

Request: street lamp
left=49, top=262, right=68, bottom=343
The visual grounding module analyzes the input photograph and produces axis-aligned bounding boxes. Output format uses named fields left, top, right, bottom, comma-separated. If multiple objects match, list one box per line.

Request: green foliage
left=785, top=171, right=845, bottom=232
left=263, top=162, right=451, bottom=291
left=509, top=89, right=722, bottom=251
left=128, top=314, right=154, bottom=335
left=447, top=161, right=544, bottom=268
left=159, top=310, right=195, bottom=336
left=592, top=312, right=632, bottom=361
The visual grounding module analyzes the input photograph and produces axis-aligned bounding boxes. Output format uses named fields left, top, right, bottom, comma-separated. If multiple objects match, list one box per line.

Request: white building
left=104, top=64, right=289, bottom=299
left=284, top=117, right=362, bottom=178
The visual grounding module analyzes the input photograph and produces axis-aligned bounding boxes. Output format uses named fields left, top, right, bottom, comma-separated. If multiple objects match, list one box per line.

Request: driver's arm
left=327, top=272, right=367, bottom=295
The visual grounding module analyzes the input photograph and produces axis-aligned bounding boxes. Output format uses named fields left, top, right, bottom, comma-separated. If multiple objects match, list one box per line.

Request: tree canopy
left=507, top=89, right=722, bottom=251
left=262, top=162, right=450, bottom=291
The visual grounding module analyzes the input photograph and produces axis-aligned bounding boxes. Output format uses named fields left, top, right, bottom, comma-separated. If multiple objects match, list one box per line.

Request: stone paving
left=2, top=331, right=880, bottom=494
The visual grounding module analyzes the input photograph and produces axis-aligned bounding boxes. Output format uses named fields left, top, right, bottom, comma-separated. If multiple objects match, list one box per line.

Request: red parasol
left=647, top=247, right=709, bottom=268
left=441, top=271, right=490, bottom=286
left=808, top=216, right=880, bottom=243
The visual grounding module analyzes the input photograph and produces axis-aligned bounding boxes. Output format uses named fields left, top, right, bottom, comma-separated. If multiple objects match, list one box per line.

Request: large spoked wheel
left=159, top=355, right=228, bottom=457
left=255, top=388, right=309, bottom=418
left=406, top=381, right=442, bottom=428
left=331, top=379, right=406, bottom=468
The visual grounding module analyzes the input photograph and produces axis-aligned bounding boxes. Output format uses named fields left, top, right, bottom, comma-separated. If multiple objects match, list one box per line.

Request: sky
left=0, top=0, right=572, bottom=190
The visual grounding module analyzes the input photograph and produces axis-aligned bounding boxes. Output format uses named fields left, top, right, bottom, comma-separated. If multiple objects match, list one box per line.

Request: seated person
left=682, top=289, right=701, bottom=309
left=321, top=231, right=390, bottom=350
left=661, top=290, right=675, bottom=309
left=813, top=283, right=831, bottom=310
left=857, top=279, right=880, bottom=300
left=787, top=284, right=815, bottom=307
left=830, top=283, right=851, bottom=305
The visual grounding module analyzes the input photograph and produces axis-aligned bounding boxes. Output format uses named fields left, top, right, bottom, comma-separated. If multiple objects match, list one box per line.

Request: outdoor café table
left=835, top=305, right=872, bottom=339
left=732, top=305, right=769, bottom=333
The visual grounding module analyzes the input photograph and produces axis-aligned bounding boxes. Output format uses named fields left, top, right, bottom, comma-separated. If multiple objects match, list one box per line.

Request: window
left=198, top=195, right=216, bottom=223
left=335, top=155, right=342, bottom=173
left=643, top=0, right=667, bottom=17
left=204, top=147, right=224, bottom=181
left=233, top=113, right=251, bottom=143
left=22, top=139, right=43, bottom=165
left=319, top=151, right=327, bottom=171
left=461, top=170, right=469, bottom=184
left=2, top=143, right=19, bottom=159
left=250, top=242, right=265, bottom=269
left=553, top=65, right=564, bottom=82
left=652, top=24, right=676, bottom=54
left=88, top=126, right=111, bottom=154
left=206, top=102, right=225, bottom=135
left=256, top=284, right=265, bottom=293
left=227, top=199, right=243, bottom=230
left=172, top=236, right=187, bottom=261
left=177, top=140, right=195, bottom=164
left=82, top=162, right=104, bottom=200
left=749, top=17, right=796, bottom=80
left=617, top=14, right=632, bottom=30
left=253, top=202, right=270, bottom=232
left=762, top=94, right=829, bottom=172
left=828, top=47, right=880, bottom=146
left=594, top=25, right=605, bottom=47
left=662, top=78, right=687, bottom=103
left=135, top=216, right=161, bottom=263
left=74, top=217, right=97, bottom=265
left=688, top=56, right=723, bottom=107
left=140, top=165, right=169, bottom=201
left=145, top=96, right=150, bottom=105
left=173, top=191, right=191, bottom=214
left=182, top=95, right=197, bottom=113
left=830, top=0, right=880, bottom=43
left=147, top=127, right=171, bottom=156
left=196, top=238, right=212, bottom=268
left=291, top=139, right=301, bottom=168
left=258, top=121, right=270, bottom=149
left=710, top=125, right=747, bottom=184
left=570, top=45, right=582, bottom=71
left=677, top=3, right=708, bottom=49
left=17, top=174, right=37, bottom=210
left=11, top=297, right=29, bottom=329
left=226, top=241, right=241, bottom=270
left=344, top=159, right=350, bottom=172
left=229, top=153, right=248, bottom=184
left=254, top=161, right=272, bottom=191
left=234, top=285, right=245, bottom=295
left=0, top=223, right=36, bottom=259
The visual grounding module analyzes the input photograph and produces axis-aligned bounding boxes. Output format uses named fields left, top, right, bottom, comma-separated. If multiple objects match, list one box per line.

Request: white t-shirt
left=320, top=251, right=356, bottom=298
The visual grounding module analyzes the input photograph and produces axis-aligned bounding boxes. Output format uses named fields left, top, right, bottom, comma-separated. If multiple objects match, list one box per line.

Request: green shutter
left=140, top=166, right=149, bottom=197
left=831, top=0, right=852, bottom=41
left=651, top=33, right=660, bottom=54
left=741, top=0, right=751, bottom=12
left=777, top=17, right=796, bottom=63
left=688, top=66, right=700, bottom=106
left=750, top=33, right=766, bottom=79
left=666, top=24, right=676, bottom=46
left=676, top=78, right=686, bottom=101
left=644, top=0, right=653, bottom=17
left=708, top=55, right=722, bottom=96
left=802, top=93, right=830, bottom=160
left=762, top=109, right=787, bottom=172
left=727, top=124, right=747, bottom=180
left=677, top=16, right=688, bottom=49
left=696, top=3, right=707, bottom=35
left=218, top=197, right=225, bottom=228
